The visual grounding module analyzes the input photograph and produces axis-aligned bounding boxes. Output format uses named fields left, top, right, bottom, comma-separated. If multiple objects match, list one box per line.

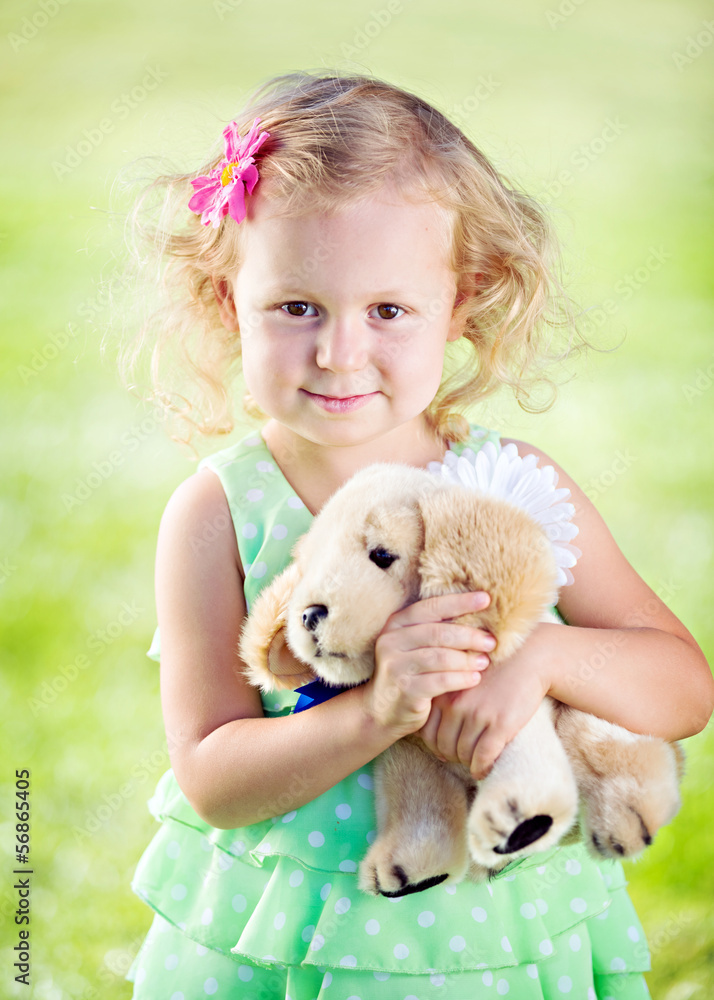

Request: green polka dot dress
left=127, top=425, right=652, bottom=999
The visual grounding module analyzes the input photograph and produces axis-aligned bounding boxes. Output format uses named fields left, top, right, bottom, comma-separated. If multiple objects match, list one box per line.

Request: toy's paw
left=358, top=831, right=468, bottom=898
left=467, top=777, right=577, bottom=869
left=583, top=740, right=682, bottom=860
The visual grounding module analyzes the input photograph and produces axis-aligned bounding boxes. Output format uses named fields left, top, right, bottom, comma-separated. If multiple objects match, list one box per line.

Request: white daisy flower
left=428, top=441, right=582, bottom=587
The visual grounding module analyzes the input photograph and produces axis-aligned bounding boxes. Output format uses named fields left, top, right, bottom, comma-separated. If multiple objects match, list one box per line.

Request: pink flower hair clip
left=188, top=117, right=270, bottom=228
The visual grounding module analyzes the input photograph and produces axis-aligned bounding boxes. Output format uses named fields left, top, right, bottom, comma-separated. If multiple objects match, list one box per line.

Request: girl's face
left=221, top=184, right=466, bottom=451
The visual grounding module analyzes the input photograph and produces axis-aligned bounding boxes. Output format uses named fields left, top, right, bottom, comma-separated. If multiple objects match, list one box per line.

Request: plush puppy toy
left=240, top=444, right=683, bottom=897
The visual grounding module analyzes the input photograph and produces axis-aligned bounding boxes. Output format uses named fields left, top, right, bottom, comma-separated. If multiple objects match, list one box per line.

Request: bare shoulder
left=500, top=438, right=699, bottom=648
left=157, top=467, right=262, bottom=773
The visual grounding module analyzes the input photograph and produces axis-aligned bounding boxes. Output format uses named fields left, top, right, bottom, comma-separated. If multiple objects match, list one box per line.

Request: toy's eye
left=369, top=547, right=399, bottom=569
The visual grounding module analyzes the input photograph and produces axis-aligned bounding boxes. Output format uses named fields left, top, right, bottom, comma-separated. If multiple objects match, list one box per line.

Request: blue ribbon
left=293, top=678, right=363, bottom=713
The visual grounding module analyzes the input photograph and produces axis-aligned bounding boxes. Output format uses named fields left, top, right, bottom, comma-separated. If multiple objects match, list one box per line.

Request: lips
left=304, top=390, right=379, bottom=413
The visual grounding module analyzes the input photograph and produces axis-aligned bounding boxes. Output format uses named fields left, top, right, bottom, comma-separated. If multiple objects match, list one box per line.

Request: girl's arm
left=156, top=468, right=491, bottom=829
left=419, top=439, right=713, bottom=777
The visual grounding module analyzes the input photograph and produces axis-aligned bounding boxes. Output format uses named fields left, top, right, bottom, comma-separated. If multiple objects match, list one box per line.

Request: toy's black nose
left=302, top=605, right=328, bottom=632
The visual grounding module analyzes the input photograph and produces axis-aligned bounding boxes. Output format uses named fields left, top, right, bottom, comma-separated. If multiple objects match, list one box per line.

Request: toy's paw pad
left=492, top=814, right=553, bottom=855
left=468, top=782, right=576, bottom=868
left=358, top=836, right=465, bottom=897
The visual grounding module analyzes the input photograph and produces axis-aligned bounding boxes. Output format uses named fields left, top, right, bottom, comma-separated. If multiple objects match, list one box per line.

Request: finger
left=417, top=705, right=443, bottom=756
left=411, top=669, right=481, bottom=701
left=470, top=731, right=507, bottom=781
left=383, top=590, right=490, bottom=632
left=435, top=708, right=467, bottom=763
left=384, top=621, right=495, bottom=657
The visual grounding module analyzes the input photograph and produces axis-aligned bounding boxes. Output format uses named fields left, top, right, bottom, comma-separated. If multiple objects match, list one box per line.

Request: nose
left=302, top=604, right=328, bottom=632
left=315, top=316, right=369, bottom=373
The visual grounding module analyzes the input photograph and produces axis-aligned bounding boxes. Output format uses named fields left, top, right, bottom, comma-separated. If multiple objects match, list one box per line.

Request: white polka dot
left=394, top=943, right=410, bottom=959
left=201, top=908, right=213, bottom=925
left=357, top=772, right=373, bottom=789
left=238, top=966, right=254, bottom=982
left=405, top=995, right=420, bottom=1000
left=610, top=957, right=626, bottom=971
left=569, top=932, right=582, bottom=951
left=418, top=910, right=435, bottom=927
left=274, top=912, right=286, bottom=930
left=335, top=897, right=351, bottom=915
left=231, top=894, right=246, bottom=912
left=204, top=979, right=218, bottom=996
left=373, top=971, right=390, bottom=981
left=134, top=970, right=146, bottom=987
left=196, top=944, right=207, bottom=956
left=471, top=906, right=488, bottom=922
left=444, top=884, right=457, bottom=895
left=340, top=955, right=357, bottom=967
left=482, top=972, right=493, bottom=986
left=282, top=811, right=297, bottom=823
left=301, top=925, right=315, bottom=942
left=497, top=981, right=510, bottom=996
left=171, top=884, right=187, bottom=901
left=320, top=883, right=332, bottom=901
left=535, top=898, right=548, bottom=914
left=565, top=859, right=581, bottom=875
left=536, top=866, right=546, bottom=874
left=200, top=836, right=212, bottom=852
left=449, top=936, right=466, bottom=952
left=308, top=831, right=325, bottom=847
left=272, top=524, right=288, bottom=539
left=166, top=840, right=180, bottom=859
left=558, top=976, right=572, bottom=993
left=310, top=934, right=325, bottom=952
left=250, top=561, right=267, bottom=579
left=287, top=496, right=304, bottom=509
left=256, top=460, right=274, bottom=473
left=230, top=840, right=246, bottom=856
left=526, top=964, right=538, bottom=979
left=597, top=907, right=611, bottom=920
left=366, top=830, right=376, bottom=844
left=241, top=522, right=257, bottom=538
left=430, top=974, right=446, bottom=986
left=570, top=897, right=587, bottom=914
left=539, top=938, right=554, bottom=955
left=289, top=870, right=304, bottom=888
left=165, top=954, right=179, bottom=970
left=365, top=919, right=380, bottom=935
left=336, top=803, right=352, bottom=819
left=501, top=935, right=512, bottom=952
left=245, top=436, right=260, bottom=446
left=246, top=488, right=264, bottom=502
left=217, top=853, right=234, bottom=871
left=520, top=902, right=537, bottom=919
left=587, top=989, right=596, bottom=1000
left=170, top=993, right=184, bottom=1000
left=627, top=925, right=640, bottom=942
left=322, top=972, right=333, bottom=987
left=339, top=860, right=357, bottom=872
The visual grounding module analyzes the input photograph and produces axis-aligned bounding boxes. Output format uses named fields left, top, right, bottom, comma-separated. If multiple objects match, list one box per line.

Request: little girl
left=123, top=72, right=712, bottom=999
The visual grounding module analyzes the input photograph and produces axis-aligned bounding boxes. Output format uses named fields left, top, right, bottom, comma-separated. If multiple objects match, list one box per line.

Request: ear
left=212, top=276, right=240, bottom=332
left=447, top=273, right=483, bottom=342
left=239, top=561, right=316, bottom=692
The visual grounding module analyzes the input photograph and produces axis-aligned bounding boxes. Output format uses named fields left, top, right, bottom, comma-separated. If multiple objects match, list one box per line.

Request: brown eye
left=281, top=302, right=316, bottom=317
left=374, top=304, right=404, bottom=320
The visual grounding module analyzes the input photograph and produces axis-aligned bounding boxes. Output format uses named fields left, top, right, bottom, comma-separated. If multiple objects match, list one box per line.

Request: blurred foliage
left=0, top=0, right=712, bottom=996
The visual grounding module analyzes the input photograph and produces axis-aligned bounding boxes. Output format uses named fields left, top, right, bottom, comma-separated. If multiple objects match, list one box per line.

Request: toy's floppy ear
left=239, top=559, right=316, bottom=692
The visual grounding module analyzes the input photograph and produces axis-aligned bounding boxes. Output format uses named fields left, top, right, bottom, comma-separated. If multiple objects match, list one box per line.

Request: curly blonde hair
left=119, top=71, right=582, bottom=445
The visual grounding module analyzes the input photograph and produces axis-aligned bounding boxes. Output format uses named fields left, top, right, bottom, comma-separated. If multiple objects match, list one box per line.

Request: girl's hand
left=418, top=625, right=552, bottom=779
left=361, top=591, right=497, bottom=739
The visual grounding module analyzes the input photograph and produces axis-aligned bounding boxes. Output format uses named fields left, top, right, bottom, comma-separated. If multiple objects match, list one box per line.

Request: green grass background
left=1, top=0, right=712, bottom=996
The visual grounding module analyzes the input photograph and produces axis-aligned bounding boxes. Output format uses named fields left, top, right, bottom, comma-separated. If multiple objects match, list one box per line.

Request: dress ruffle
left=131, top=770, right=650, bottom=995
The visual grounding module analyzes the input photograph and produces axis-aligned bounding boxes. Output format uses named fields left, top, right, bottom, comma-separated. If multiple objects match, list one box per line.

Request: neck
left=261, top=416, right=450, bottom=511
